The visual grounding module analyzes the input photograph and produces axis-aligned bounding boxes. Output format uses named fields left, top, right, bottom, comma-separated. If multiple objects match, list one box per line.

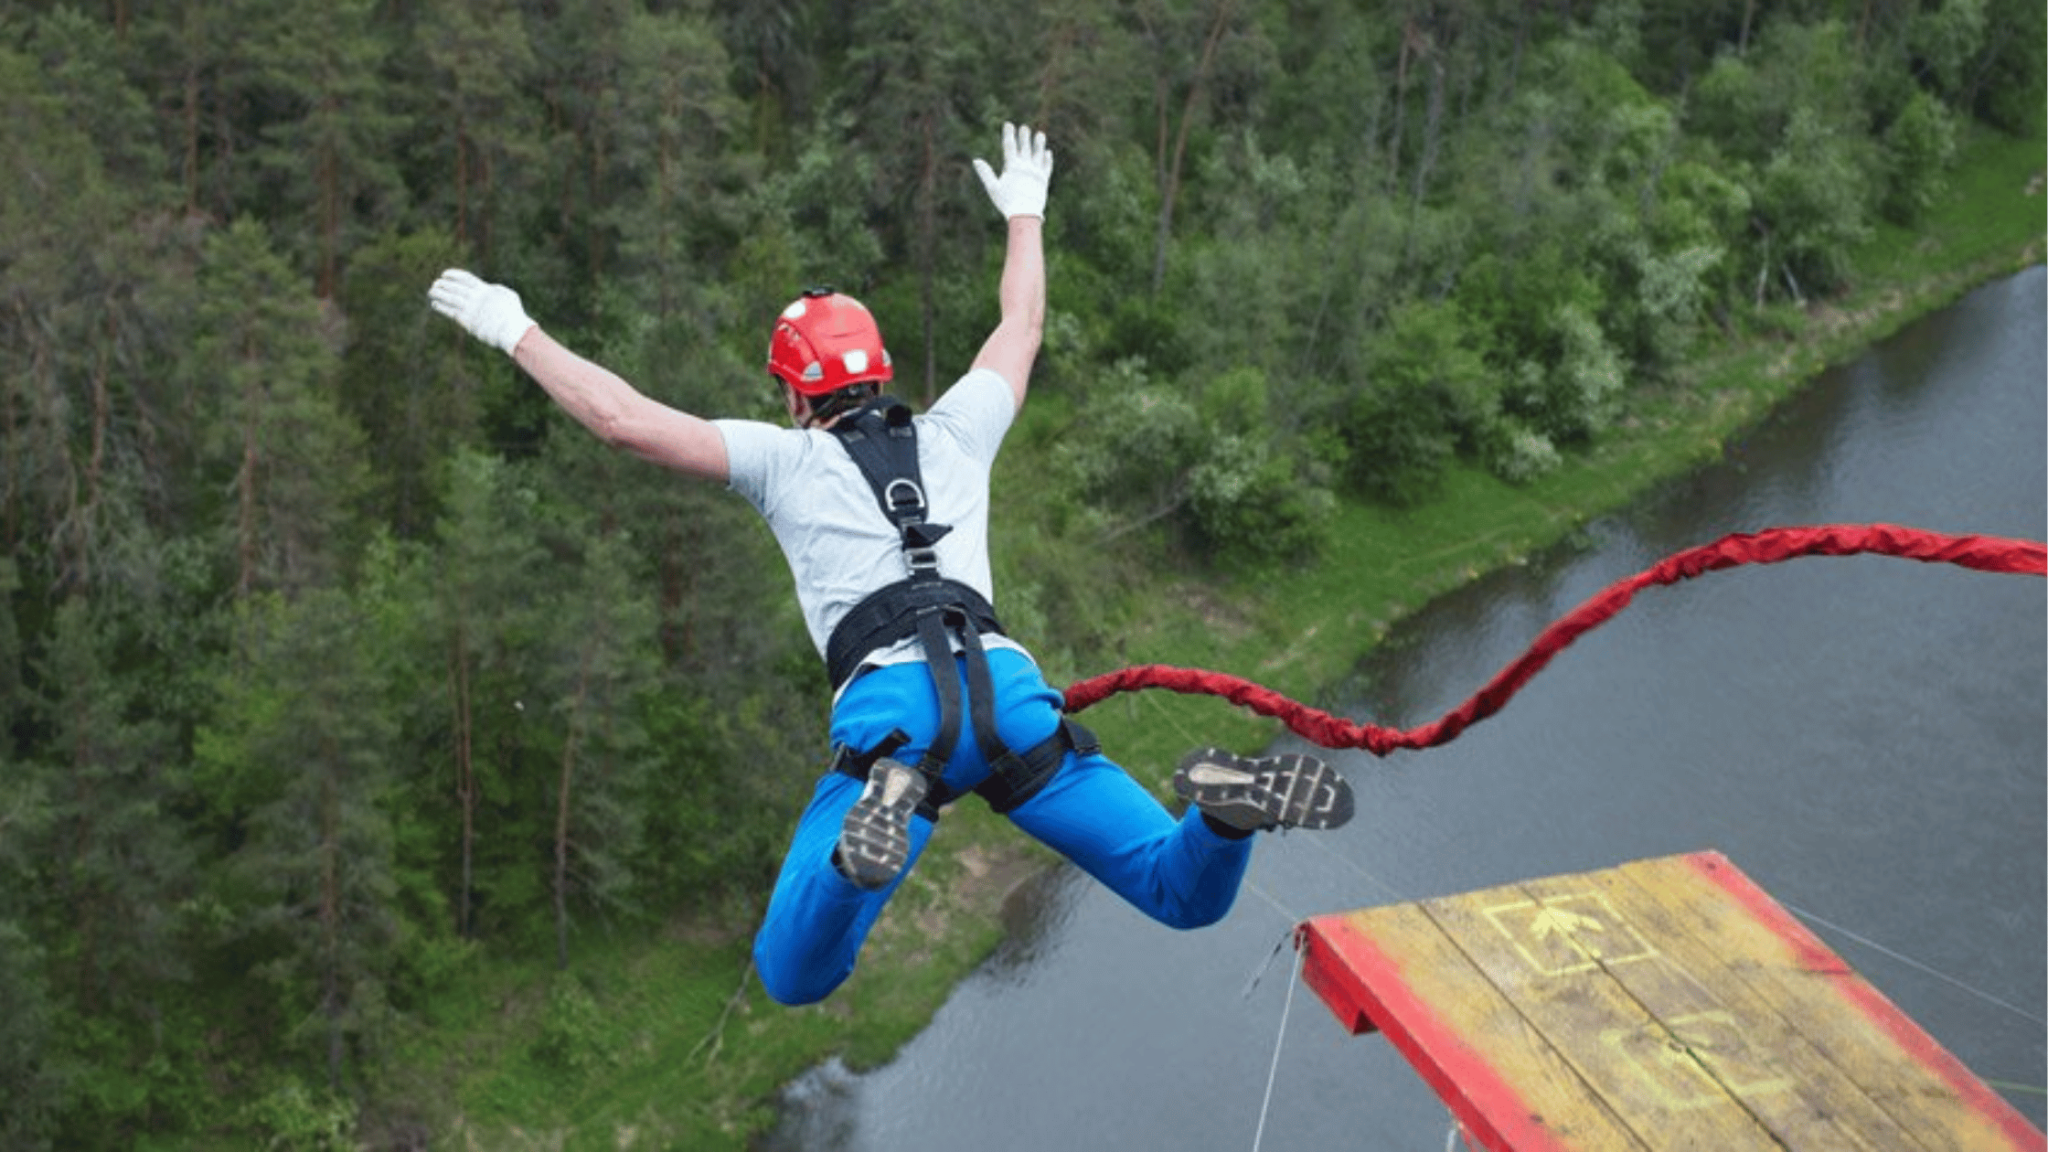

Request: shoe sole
left=839, top=760, right=928, bottom=890
left=1172, top=747, right=1354, bottom=831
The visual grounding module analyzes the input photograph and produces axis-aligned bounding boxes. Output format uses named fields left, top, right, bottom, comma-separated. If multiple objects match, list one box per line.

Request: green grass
left=382, top=119, right=2044, bottom=1151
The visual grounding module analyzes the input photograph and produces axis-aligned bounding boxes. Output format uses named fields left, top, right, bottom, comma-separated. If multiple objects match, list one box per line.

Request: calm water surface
left=765, top=267, right=2047, bottom=1150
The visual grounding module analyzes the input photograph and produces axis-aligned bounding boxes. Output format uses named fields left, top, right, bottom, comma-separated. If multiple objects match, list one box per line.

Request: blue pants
left=753, top=648, right=1255, bottom=1006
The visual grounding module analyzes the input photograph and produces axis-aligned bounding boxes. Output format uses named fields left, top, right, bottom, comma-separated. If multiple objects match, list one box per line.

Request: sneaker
left=836, top=758, right=929, bottom=890
left=1173, top=747, right=1354, bottom=832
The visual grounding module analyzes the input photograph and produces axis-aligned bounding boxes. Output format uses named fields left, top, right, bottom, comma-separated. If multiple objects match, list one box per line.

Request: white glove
left=428, top=268, right=536, bottom=355
left=972, top=122, right=1053, bottom=220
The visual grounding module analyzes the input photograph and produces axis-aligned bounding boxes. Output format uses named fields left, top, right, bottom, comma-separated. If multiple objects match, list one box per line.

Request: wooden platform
left=1299, top=850, right=2045, bottom=1151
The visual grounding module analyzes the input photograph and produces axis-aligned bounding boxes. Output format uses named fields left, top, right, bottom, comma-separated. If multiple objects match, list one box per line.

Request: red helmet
left=766, top=288, right=893, bottom=396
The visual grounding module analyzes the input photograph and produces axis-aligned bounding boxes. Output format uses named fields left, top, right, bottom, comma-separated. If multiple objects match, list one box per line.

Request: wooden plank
left=1299, top=851, right=2046, bottom=1152
left=1520, top=860, right=1920, bottom=1151
left=1306, top=906, right=1650, bottom=1151
left=1644, top=853, right=2043, bottom=1151
left=1417, top=874, right=1787, bottom=1150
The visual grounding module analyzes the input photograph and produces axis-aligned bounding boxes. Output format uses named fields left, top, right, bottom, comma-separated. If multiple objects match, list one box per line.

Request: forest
left=1, top=0, right=2041, bottom=1146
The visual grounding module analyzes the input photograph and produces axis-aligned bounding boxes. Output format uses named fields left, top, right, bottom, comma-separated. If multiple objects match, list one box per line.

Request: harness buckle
left=901, top=522, right=952, bottom=577
left=881, top=478, right=926, bottom=521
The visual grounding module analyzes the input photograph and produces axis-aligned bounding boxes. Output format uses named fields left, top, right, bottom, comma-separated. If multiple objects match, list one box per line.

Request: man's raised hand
left=972, top=122, right=1053, bottom=221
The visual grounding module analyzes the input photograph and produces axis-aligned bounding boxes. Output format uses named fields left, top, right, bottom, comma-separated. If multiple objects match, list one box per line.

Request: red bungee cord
left=1060, top=524, right=2047, bottom=756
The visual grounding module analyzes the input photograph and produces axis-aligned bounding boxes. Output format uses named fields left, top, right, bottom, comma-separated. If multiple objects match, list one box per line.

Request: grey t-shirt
left=715, top=367, right=1024, bottom=672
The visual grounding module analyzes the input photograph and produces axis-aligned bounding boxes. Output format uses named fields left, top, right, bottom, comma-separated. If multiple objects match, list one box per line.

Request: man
left=428, top=122, right=1353, bottom=1007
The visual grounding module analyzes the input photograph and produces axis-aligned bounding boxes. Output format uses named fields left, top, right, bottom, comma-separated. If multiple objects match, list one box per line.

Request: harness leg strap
left=976, top=717, right=1097, bottom=815
left=831, top=728, right=951, bottom=822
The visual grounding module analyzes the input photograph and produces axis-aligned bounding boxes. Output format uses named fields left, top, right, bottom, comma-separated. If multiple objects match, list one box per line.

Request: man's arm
left=970, top=217, right=1045, bottom=411
left=429, top=269, right=729, bottom=482
left=513, top=328, right=730, bottom=481
left=969, top=124, right=1054, bottom=412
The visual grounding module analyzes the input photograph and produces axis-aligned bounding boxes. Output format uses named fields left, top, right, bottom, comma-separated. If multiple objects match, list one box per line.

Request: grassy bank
left=396, top=122, right=2042, bottom=1151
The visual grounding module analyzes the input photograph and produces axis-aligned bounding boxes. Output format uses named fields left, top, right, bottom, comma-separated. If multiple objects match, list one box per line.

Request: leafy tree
left=1649, top=157, right=1752, bottom=318
left=1956, top=0, right=2045, bottom=131
left=1178, top=130, right=1325, bottom=390
left=1183, top=366, right=1334, bottom=558
left=1055, top=364, right=1210, bottom=542
left=1755, top=105, right=1875, bottom=301
left=1037, top=140, right=1166, bottom=373
left=1908, top=0, right=1988, bottom=105
left=1688, top=52, right=1776, bottom=166
left=1130, top=0, right=1272, bottom=293
left=1339, top=298, right=1496, bottom=503
left=1690, top=14, right=1874, bottom=168
left=1541, top=301, right=1627, bottom=439
left=1455, top=242, right=1599, bottom=419
left=1621, top=237, right=1724, bottom=369
left=1881, top=87, right=1958, bottom=225
left=1057, top=361, right=1329, bottom=559
left=1750, top=17, right=1875, bottom=143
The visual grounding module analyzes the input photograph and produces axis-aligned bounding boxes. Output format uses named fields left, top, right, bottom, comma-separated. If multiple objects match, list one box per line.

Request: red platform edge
left=1296, top=916, right=1571, bottom=1152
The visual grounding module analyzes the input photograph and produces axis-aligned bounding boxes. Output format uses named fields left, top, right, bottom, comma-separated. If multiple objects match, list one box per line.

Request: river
left=763, top=267, right=2047, bottom=1150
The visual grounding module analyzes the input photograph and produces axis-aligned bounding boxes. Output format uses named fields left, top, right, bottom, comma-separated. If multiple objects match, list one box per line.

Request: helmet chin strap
left=777, top=377, right=877, bottom=431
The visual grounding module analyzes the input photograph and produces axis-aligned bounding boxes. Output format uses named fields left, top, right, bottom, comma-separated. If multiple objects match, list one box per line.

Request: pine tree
left=249, top=0, right=407, bottom=298
left=190, top=218, right=367, bottom=598
left=203, top=590, right=403, bottom=1092
left=0, top=743, right=64, bottom=1150
left=539, top=521, right=661, bottom=968
left=430, top=451, right=548, bottom=939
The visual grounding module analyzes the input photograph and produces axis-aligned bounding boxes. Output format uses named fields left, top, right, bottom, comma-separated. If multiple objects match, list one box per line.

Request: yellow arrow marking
left=1530, top=906, right=1608, bottom=956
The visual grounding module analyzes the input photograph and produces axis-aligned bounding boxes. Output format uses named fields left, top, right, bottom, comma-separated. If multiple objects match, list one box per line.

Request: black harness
left=822, top=397, right=1092, bottom=820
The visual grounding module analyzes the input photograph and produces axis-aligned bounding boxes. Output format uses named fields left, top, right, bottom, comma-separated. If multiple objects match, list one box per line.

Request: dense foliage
left=0, top=0, right=2037, bottom=1144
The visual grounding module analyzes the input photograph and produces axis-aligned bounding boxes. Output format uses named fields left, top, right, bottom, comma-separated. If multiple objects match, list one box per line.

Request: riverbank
left=405, top=123, right=2043, bottom=1151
